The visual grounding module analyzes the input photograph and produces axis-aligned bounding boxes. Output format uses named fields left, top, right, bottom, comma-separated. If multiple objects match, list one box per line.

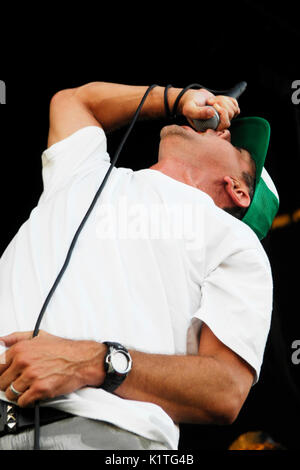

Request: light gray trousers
left=0, top=417, right=169, bottom=450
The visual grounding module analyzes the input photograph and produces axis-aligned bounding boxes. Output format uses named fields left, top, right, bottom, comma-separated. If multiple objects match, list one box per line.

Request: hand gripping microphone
left=190, top=81, right=248, bottom=131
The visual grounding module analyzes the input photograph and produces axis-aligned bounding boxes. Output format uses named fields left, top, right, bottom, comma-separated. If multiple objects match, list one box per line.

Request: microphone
left=191, top=81, right=247, bottom=132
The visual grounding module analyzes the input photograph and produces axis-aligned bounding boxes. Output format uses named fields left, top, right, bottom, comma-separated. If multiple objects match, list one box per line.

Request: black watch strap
left=101, top=342, right=132, bottom=393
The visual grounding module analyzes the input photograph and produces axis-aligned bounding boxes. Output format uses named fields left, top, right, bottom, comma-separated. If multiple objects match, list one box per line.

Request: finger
left=5, top=376, right=29, bottom=403
left=225, top=99, right=240, bottom=119
left=17, top=381, right=49, bottom=408
left=213, top=103, right=231, bottom=130
left=228, top=97, right=240, bottom=114
left=0, top=348, right=13, bottom=376
left=0, top=336, right=31, bottom=377
left=207, top=97, right=239, bottom=119
left=189, top=107, right=217, bottom=129
left=0, top=362, right=19, bottom=391
left=204, top=106, right=219, bottom=119
left=183, top=99, right=217, bottom=120
left=17, top=388, right=36, bottom=408
left=0, top=331, right=33, bottom=347
left=0, top=348, right=29, bottom=391
left=226, top=99, right=240, bottom=117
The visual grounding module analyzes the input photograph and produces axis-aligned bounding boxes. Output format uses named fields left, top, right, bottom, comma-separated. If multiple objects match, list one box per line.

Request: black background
left=0, top=0, right=299, bottom=452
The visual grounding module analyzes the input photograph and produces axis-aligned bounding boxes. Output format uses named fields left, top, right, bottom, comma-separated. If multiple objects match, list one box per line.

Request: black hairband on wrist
left=164, top=83, right=209, bottom=121
left=164, top=84, right=173, bottom=119
left=171, top=83, right=204, bottom=119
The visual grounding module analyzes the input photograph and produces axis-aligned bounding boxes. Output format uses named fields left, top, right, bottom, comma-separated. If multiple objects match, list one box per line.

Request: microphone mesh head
left=192, top=106, right=220, bottom=131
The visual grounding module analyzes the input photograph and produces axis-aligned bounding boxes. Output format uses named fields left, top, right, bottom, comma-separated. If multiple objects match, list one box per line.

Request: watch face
left=111, top=350, right=130, bottom=374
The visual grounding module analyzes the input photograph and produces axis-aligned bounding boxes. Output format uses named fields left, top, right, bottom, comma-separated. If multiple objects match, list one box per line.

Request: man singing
left=0, top=82, right=279, bottom=450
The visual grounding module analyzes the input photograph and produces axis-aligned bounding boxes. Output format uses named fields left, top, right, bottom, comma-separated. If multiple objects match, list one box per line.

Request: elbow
left=212, top=401, right=241, bottom=426
left=50, top=82, right=102, bottom=104
left=207, top=389, right=246, bottom=426
left=209, top=367, right=253, bottom=426
left=49, top=82, right=103, bottom=115
left=184, top=393, right=244, bottom=426
left=50, top=88, right=78, bottom=108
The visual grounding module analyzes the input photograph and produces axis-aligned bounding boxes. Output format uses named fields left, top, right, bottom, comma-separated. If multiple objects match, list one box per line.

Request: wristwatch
left=101, top=342, right=132, bottom=393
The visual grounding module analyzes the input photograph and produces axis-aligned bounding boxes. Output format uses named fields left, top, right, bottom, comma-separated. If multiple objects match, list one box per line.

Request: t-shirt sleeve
left=193, top=248, right=273, bottom=384
left=40, top=126, right=110, bottom=200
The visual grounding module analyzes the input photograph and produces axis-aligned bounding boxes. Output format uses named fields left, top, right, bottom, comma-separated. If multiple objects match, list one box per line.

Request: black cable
left=33, top=403, right=40, bottom=450
left=32, top=83, right=159, bottom=450
left=171, top=83, right=205, bottom=118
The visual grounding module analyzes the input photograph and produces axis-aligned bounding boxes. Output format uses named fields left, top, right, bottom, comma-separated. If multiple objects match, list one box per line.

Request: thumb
left=183, top=100, right=217, bottom=122
left=0, top=331, right=34, bottom=347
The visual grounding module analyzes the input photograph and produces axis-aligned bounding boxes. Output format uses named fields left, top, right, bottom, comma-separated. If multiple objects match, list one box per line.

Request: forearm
left=48, top=81, right=236, bottom=147
left=0, top=330, right=245, bottom=421
left=86, top=344, right=241, bottom=425
left=116, top=350, right=240, bottom=424
left=74, top=82, right=182, bottom=132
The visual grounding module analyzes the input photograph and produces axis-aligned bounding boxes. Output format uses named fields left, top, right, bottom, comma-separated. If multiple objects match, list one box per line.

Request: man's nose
left=201, top=128, right=231, bottom=141
left=216, top=129, right=231, bottom=141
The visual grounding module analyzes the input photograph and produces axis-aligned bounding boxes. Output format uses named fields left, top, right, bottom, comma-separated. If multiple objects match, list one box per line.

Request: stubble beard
left=160, top=124, right=190, bottom=140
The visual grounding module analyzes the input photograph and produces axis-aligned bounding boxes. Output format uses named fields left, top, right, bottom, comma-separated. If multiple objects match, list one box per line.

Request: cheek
left=210, top=141, right=239, bottom=171
left=204, top=141, right=230, bottom=166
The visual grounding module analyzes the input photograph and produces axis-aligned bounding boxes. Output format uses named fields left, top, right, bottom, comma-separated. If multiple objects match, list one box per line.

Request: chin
left=160, top=124, right=186, bottom=139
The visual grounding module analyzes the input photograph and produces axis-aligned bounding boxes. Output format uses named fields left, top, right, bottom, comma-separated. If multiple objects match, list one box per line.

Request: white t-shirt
left=0, top=126, right=273, bottom=449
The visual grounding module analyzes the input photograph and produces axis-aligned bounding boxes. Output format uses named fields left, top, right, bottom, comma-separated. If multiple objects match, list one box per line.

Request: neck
left=149, top=159, right=201, bottom=189
left=149, top=159, right=224, bottom=208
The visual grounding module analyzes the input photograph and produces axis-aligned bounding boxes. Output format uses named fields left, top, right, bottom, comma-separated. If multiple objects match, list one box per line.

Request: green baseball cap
left=230, top=116, right=279, bottom=240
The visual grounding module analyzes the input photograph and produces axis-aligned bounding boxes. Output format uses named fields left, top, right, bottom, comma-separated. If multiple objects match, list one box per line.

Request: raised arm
left=47, top=81, right=239, bottom=147
left=47, top=82, right=202, bottom=147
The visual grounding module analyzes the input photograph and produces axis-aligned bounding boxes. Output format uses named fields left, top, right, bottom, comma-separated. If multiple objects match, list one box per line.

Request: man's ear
left=223, top=176, right=251, bottom=208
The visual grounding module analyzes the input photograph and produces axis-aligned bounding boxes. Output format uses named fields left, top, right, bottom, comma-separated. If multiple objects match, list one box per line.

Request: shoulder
left=204, top=204, right=271, bottom=272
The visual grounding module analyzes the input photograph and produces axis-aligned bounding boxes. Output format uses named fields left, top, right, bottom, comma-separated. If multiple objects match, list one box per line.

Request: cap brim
left=230, top=116, right=271, bottom=182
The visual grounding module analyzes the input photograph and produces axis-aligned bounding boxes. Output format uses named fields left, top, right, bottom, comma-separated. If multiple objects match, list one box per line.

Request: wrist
left=164, top=86, right=186, bottom=117
left=144, top=85, right=183, bottom=119
left=77, top=340, right=107, bottom=388
left=166, top=86, right=215, bottom=118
